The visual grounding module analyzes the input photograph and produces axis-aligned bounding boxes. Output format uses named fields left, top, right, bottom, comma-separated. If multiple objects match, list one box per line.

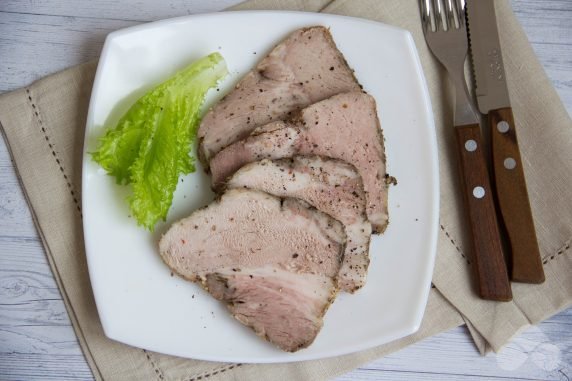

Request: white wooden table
left=0, top=1, right=570, bottom=380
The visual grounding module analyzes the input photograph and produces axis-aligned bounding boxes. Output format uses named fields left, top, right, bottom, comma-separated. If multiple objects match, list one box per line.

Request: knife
left=466, top=0, right=545, bottom=284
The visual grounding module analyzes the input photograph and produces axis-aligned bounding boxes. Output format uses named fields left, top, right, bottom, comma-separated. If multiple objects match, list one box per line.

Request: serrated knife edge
left=466, top=0, right=511, bottom=113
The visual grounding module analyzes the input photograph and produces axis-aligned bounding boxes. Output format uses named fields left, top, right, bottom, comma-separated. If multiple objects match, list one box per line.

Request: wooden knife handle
left=455, top=124, right=512, bottom=301
left=489, top=107, right=545, bottom=284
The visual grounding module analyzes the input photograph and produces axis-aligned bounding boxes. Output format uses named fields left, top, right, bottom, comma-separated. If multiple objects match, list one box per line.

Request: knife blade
left=466, top=0, right=545, bottom=284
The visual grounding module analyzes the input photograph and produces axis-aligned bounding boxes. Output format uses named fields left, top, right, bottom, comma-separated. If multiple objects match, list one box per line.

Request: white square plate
left=82, top=11, right=438, bottom=363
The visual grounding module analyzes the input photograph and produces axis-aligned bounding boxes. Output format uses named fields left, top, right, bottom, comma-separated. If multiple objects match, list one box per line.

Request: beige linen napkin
left=0, top=0, right=570, bottom=380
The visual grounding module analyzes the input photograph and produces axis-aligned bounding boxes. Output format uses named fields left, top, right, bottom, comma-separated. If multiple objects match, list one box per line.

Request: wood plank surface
left=0, top=0, right=570, bottom=380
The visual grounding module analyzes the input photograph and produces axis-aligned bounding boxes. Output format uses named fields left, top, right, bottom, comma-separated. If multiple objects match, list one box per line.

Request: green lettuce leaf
left=91, top=53, right=228, bottom=230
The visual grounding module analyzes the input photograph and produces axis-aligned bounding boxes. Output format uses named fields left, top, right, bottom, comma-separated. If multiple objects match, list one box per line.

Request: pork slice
left=205, top=267, right=336, bottom=352
left=226, top=156, right=371, bottom=292
left=198, top=26, right=361, bottom=164
left=159, top=189, right=345, bottom=281
left=159, top=189, right=346, bottom=351
left=210, top=92, right=389, bottom=233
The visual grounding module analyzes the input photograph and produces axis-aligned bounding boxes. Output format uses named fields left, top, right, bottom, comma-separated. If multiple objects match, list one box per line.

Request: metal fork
left=420, top=0, right=512, bottom=301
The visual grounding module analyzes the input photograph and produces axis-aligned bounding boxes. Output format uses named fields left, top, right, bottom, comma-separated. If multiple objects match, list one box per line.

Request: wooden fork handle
left=489, top=107, right=545, bottom=284
left=455, top=123, right=512, bottom=301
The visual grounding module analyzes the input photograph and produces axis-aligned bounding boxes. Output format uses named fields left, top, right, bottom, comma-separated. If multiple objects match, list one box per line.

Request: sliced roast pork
left=159, top=189, right=345, bottom=351
left=198, top=26, right=361, bottom=164
left=205, top=268, right=336, bottom=352
left=226, top=156, right=371, bottom=292
left=210, top=92, right=389, bottom=233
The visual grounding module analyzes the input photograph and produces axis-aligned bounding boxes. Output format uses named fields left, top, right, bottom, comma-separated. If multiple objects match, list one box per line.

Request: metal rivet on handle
left=497, top=121, right=510, bottom=133
left=504, top=157, right=517, bottom=170
left=465, top=139, right=477, bottom=152
left=473, top=186, right=485, bottom=199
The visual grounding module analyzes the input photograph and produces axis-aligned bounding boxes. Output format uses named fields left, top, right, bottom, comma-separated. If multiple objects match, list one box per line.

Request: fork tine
left=444, top=0, right=456, bottom=30
left=419, top=0, right=430, bottom=32
left=431, top=0, right=443, bottom=31
left=421, top=0, right=437, bottom=33
left=455, top=0, right=466, bottom=28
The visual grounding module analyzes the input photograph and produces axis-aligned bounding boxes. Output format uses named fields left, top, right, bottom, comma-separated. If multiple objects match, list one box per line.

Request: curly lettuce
left=92, top=53, right=228, bottom=230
